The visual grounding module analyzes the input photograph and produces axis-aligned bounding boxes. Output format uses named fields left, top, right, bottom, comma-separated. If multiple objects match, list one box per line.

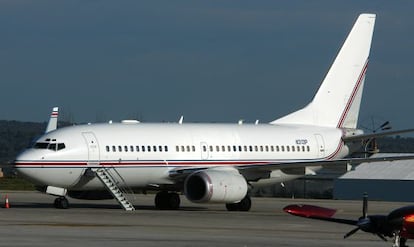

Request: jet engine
left=184, top=168, right=248, bottom=203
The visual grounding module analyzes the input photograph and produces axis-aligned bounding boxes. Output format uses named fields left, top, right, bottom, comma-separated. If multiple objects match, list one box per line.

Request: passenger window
left=187, top=146, right=191, bottom=152
left=276, top=146, right=279, bottom=152
left=254, top=146, right=258, bottom=152
left=124, top=146, right=128, bottom=152
left=260, top=146, right=263, bottom=152
left=181, top=146, right=185, bottom=152
left=142, top=146, right=146, bottom=152
left=176, top=146, right=179, bottom=152
left=270, top=146, right=274, bottom=152
left=203, top=146, right=207, bottom=152
left=227, top=146, right=231, bottom=152
left=281, top=146, right=285, bottom=152
left=165, top=146, right=169, bottom=152
left=209, top=146, right=213, bottom=152
left=243, top=146, right=247, bottom=152
left=222, top=146, right=225, bottom=152
left=233, top=146, right=237, bottom=152
left=249, top=146, right=253, bottom=152
left=286, top=146, right=290, bottom=152
left=307, top=146, right=310, bottom=152
left=265, top=146, right=269, bottom=152
left=159, top=146, right=163, bottom=152
left=112, top=146, right=116, bottom=152
left=106, top=146, right=110, bottom=152
left=216, top=146, right=220, bottom=152
left=302, top=146, right=305, bottom=152
left=291, top=146, right=295, bottom=152
left=238, top=146, right=242, bottom=152
left=136, top=146, right=140, bottom=152
left=192, top=146, right=196, bottom=152
left=118, top=146, right=122, bottom=152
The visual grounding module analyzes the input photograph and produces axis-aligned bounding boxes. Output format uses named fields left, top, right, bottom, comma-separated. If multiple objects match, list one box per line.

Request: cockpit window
left=33, top=141, right=66, bottom=151
left=34, top=142, right=49, bottom=149
left=57, top=143, right=66, bottom=150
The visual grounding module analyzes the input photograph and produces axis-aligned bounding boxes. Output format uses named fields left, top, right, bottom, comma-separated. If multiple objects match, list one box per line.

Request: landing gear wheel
left=225, top=203, right=239, bottom=211
left=167, top=192, right=180, bottom=210
left=225, top=196, right=251, bottom=212
left=238, top=196, right=251, bottom=211
left=155, top=192, right=181, bottom=210
left=54, top=197, right=69, bottom=209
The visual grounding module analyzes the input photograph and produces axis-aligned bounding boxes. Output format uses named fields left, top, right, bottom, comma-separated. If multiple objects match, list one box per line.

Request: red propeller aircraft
left=284, top=194, right=414, bottom=247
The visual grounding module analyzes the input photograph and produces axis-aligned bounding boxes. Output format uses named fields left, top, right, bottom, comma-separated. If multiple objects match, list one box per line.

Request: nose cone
left=13, top=148, right=44, bottom=178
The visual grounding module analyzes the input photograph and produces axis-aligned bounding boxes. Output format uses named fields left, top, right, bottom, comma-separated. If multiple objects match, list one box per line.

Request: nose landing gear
left=54, top=196, right=69, bottom=209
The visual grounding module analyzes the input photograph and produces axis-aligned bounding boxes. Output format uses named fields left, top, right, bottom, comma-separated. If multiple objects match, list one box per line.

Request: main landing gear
left=54, top=196, right=69, bottom=209
left=225, top=196, right=252, bottom=211
left=155, top=191, right=181, bottom=210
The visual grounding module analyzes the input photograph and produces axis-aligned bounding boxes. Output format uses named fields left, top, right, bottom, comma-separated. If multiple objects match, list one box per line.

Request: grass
left=0, top=177, right=35, bottom=190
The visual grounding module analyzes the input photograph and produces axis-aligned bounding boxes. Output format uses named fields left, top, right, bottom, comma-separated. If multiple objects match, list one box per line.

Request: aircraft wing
left=169, top=154, right=414, bottom=182
left=343, top=128, right=414, bottom=142
left=237, top=154, right=414, bottom=179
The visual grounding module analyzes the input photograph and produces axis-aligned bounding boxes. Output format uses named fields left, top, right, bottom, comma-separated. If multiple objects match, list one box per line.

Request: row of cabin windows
left=105, top=145, right=169, bottom=153
left=203, top=145, right=311, bottom=153
left=105, top=144, right=311, bottom=154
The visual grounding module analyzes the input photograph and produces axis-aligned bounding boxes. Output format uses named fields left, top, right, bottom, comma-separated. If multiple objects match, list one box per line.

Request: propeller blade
left=362, top=193, right=368, bottom=218
left=344, top=227, right=360, bottom=239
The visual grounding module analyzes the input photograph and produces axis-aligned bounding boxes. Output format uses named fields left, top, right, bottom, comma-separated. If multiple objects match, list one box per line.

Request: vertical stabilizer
left=45, top=107, right=59, bottom=133
left=271, top=14, right=376, bottom=128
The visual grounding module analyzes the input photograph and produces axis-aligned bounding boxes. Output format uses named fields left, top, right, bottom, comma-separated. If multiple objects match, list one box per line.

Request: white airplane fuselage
left=15, top=122, right=348, bottom=190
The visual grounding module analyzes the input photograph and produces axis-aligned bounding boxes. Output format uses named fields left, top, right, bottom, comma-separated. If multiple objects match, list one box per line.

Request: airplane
left=284, top=194, right=414, bottom=247
left=12, top=13, right=414, bottom=211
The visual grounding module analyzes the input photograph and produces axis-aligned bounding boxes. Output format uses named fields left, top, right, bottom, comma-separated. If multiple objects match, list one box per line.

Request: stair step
left=95, top=168, right=135, bottom=211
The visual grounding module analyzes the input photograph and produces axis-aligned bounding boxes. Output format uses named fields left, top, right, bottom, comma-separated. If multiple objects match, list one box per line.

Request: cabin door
left=314, top=134, right=326, bottom=158
left=82, top=132, right=100, bottom=166
left=200, top=142, right=209, bottom=160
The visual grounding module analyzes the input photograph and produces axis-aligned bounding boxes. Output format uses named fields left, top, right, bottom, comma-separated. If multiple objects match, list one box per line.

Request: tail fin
left=45, top=107, right=59, bottom=133
left=271, top=13, right=376, bottom=128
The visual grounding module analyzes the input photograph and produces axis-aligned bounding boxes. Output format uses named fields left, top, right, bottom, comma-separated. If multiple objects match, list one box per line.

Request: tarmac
left=0, top=191, right=411, bottom=247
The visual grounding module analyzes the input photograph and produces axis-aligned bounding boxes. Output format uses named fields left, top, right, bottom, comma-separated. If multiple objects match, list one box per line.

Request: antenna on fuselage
left=45, top=107, right=59, bottom=133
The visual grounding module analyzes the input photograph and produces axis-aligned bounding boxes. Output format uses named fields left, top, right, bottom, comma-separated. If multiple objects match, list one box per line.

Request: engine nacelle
left=184, top=168, right=248, bottom=203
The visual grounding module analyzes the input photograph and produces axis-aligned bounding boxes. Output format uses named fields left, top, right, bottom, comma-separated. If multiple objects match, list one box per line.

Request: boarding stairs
left=95, top=168, right=135, bottom=211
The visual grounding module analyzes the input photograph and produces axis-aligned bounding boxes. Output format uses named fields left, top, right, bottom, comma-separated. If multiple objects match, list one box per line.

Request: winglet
left=45, top=107, right=59, bottom=133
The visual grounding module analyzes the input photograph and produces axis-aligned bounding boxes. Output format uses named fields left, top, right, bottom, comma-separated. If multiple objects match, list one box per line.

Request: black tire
left=54, top=197, right=69, bottom=209
left=60, top=197, right=69, bottom=209
left=238, top=196, right=251, bottom=211
left=155, top=191, right=169, bottom=210
left=167, top=192, right=180, bottom=210
left=225, top=203, right=239, bottom=211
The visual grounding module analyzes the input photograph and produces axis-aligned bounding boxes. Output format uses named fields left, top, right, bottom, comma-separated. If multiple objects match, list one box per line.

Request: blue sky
left=1, top=1, right=413, bottom=132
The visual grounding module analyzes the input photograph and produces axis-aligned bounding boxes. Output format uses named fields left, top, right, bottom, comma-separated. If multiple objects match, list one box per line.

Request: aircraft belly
left=17, top=166, right=173, bottom=190
left=69, top=167, right=173, bottom=190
